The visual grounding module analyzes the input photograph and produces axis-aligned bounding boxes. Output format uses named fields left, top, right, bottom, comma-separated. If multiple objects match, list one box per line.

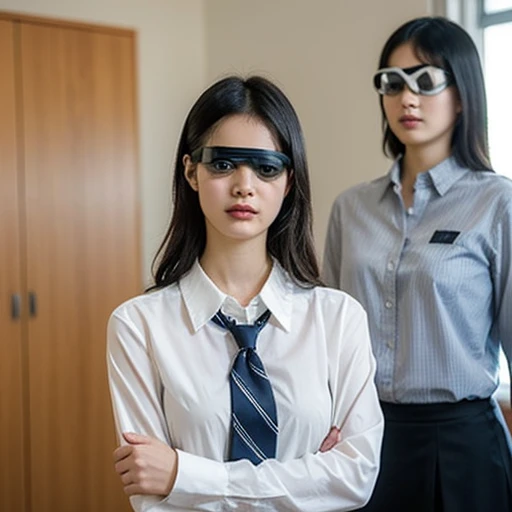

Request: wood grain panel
left=0, top=19, right=27, bottom=512
left=501, top=403, right=512, bottom=433
left=20, top=21, right=140, bottom=512
left=0, top=10, right=134, bottom=37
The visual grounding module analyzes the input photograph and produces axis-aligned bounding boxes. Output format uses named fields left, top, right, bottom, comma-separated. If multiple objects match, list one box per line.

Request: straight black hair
left=378, top=16, right=492, bottom=171
left=149, top=75, right=322, bottom=291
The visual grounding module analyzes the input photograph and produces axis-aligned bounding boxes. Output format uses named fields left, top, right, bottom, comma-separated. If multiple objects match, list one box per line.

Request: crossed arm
left=113, top=427, right=342, bottom=498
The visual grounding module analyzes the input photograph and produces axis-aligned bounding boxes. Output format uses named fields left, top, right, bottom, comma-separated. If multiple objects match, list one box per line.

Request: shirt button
left=387, top=340, right=394, bottom=349
left=387, top=261, right=395, bottom=271
left=385, top=300, right=393, bottom=309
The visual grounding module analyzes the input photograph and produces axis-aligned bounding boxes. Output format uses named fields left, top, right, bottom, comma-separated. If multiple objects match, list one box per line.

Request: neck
left=399, top=144, right=451, bottom=209
left=200, top=237, right=272, bottom=307
left=402, top=143, right=451, bottom=181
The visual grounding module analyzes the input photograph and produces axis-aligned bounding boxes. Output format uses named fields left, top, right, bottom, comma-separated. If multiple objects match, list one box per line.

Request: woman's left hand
left=319, top=426, right=341, bottom=452
left=113, top=432, right=178, bottom=497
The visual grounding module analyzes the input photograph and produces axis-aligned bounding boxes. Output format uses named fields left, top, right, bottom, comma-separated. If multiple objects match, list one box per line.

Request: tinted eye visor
left=191, top=146, right=291, bottom=171
left=373, top=65, right=451, bottom=96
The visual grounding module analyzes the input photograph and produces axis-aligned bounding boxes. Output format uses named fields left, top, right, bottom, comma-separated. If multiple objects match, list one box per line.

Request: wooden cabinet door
left=20, top=21, right=139, bottom=512
left=0, top=19, right=27, bottom=512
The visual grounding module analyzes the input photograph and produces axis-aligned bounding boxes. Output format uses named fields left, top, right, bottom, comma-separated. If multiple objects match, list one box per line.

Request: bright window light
left=484, top=0, right=512, bottom=13
left=482, top=17, right=512, bottom=397
left=483, top=21, right=512, bottom=178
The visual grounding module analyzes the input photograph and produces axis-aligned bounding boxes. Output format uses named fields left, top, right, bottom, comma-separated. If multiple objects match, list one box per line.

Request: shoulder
left=330, top=174, right=390, bottom=218
left=465, top=169, right=512, bottom=192
left=334, top=176, right=388, bottom=203
left=109, top=283, right=180, bottom=327
left=296, top=286, right=371, bottom=355
left=466, top=171, right=512, bottom=213
left=297, top=284, right=367, bottom=321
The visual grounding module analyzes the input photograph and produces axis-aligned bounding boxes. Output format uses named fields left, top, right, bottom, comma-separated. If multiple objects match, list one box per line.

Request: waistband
left=380, top=398, right=492, bottom=423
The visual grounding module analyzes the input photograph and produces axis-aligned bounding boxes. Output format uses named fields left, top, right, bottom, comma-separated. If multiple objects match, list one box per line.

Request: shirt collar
left=179, top=259, right=294, bottom=333
left=378, top=158, right=401, bottom=202
left=427, top=156, right=470, bottom=196
left=379, top=155, right=469, bottom=200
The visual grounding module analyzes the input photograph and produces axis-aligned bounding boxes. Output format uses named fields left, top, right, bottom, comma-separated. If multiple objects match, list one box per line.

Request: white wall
left=204, top=0, right=440, bottom=260
left=0, top=0, right=207, bottom=284
left=1, top=0, right=447, bottom=279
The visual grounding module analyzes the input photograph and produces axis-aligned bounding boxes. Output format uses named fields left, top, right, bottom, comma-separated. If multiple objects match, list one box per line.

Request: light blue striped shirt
left=323, top=156, right=512, bottom=403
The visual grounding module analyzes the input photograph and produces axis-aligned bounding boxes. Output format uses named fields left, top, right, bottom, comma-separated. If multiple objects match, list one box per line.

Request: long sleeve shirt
left=107, top=259, right=383, bottom=511
left=323, top=156, right=512, bottom=404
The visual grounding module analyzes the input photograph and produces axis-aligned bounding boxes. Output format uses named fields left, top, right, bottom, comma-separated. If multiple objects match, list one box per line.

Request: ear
left=455, top=97, right=462, bottom=114
left=454, top=89, right=462, bottom=114
left=183, top=154, right=199, bottom=191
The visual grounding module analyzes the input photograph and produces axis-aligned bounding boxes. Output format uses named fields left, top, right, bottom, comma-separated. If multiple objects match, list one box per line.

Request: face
left=382, top=42, right=461, bottom=158
left=184, top=114, right=291, bottom=246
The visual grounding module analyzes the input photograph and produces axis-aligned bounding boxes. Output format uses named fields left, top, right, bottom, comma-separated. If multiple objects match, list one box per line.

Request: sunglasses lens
left=418, top=68, right=450, bottom=94
left=253, top=157, right=287, bottom=179
left=375, top=71, right=404, bottom=95
left=416, top=70, right=436, bottom=93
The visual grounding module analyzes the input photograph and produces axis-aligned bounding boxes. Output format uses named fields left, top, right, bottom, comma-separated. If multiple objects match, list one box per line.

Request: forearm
left=161, top=419, right=382, bottom=512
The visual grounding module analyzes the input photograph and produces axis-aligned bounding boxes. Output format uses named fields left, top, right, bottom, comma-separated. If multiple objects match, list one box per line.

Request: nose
left=231, top=165, right=255, bottom=197
left=400, top=85, right=420, bottom=108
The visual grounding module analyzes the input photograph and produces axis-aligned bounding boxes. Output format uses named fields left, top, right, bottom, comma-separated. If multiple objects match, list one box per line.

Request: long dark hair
left=378, top=16, right=492, bottom=171
left=149, top=75, right=321, bottom=290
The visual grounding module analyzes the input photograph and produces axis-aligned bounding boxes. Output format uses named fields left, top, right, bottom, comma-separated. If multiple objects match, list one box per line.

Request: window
left=483, top=0, right=512, bottom=14
left=480, top=1, right=512, bottom=178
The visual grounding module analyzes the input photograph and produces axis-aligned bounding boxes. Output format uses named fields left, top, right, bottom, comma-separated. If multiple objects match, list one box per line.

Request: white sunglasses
left=373, top=65, right=452, bottom=96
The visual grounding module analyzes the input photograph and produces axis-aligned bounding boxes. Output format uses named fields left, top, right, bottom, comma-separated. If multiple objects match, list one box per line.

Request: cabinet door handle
left=11, top=294, right=21, bottom=319
left=29, top=292, right=37, bottom=318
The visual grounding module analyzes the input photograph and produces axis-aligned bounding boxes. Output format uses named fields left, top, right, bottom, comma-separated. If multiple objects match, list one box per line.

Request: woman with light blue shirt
left=107, top=75, right=384, bottom=511
left=324, top=16, right=512, bottom=512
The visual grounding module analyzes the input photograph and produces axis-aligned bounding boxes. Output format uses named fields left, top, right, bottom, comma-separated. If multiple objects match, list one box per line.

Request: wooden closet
left=0, top=12, right=139, bottom=512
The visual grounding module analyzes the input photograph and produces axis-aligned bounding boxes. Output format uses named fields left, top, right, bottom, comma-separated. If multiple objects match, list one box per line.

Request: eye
left=208, top=159, right=235, bottom=173
left=384, top=75, right=404, bottom=95
left=257, top=164, right=282, bottom=178
left=417, top=72, right=435, bottom=92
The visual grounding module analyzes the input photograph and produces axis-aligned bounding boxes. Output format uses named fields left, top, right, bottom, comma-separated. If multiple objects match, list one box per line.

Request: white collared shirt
left=107, top=260, right=383, bottom=511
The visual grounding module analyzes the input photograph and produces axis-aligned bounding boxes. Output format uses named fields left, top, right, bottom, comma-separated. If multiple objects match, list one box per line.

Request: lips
left=399, top=114, right=422, bottom=122
left=226, top=204, right=257, bottom=214
left=399, top=114, right=422, bottom=129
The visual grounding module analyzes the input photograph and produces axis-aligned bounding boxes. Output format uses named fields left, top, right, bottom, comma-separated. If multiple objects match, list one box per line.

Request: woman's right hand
left=113, top=432, right=178, bottom=497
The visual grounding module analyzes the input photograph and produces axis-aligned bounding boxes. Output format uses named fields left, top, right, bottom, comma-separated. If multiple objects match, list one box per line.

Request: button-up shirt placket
left=379, top=181, right=405, bottom=402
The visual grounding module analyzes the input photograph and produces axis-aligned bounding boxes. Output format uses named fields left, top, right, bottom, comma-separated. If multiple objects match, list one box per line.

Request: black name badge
left=429, top=230, right=460, bottom=244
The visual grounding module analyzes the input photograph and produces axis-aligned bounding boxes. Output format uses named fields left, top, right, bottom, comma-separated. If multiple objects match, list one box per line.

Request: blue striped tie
left=212, top=309, right=278, bottom=464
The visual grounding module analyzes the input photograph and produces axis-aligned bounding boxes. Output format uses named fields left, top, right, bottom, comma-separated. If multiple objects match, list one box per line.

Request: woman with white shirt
left=107, top=75, right=383, bottom=511
left=323, top=17, right=512, bottom=512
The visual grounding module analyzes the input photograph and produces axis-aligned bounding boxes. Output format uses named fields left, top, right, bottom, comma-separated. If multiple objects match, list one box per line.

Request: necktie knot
left=230, top=324, right=258, bottom=350
left=212, top=309, right=271, bottom=351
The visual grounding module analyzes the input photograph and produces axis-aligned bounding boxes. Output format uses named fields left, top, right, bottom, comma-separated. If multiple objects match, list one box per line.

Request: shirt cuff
left=171, top=449, right=229, bottom=500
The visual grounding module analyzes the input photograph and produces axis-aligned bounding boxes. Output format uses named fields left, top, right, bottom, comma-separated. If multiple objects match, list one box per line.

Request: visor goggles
left=373, top=64, right=452, bottom=96
left=191, top=146, right=291, bottom=180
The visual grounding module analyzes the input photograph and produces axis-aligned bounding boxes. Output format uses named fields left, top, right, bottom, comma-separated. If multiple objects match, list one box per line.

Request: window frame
left=479, top=0, right=512, bottom=25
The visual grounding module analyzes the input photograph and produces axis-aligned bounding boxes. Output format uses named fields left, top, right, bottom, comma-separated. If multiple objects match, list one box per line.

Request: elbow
left=342, top=428, right=383, bottom=510
left=357, top=426, right=383, bottom=508
left=357, top=462, right=380, bottom=509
